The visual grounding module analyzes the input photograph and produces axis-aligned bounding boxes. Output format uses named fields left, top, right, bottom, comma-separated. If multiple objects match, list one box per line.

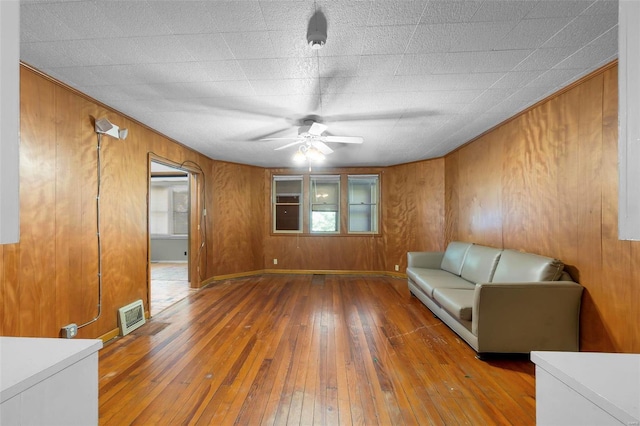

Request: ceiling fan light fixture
left=293, top=148, right=307, bottom=163
left=292, top=143, right=325, bottom=164
left=306, top=146, right=325, bottom=162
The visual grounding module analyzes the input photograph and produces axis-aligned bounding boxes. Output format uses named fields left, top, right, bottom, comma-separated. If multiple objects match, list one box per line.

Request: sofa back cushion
left=492, top=249, right=564, bottom=282
left=440, top=241, right=473, bottom=275
left=460, top=245, right=502, bottom=284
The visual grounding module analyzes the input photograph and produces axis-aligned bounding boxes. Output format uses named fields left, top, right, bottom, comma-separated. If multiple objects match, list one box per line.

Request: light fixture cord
left=78, top=133, right=103, bottom=329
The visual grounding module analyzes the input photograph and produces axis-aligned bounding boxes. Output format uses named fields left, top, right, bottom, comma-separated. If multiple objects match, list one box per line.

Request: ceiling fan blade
left=308, top=122, right=328, bottom=136
left=324, top=135, right=364, bottom=144
left=311, top=141, right=333, bottom=155
left=274, top=140, right=303, bottom=151
left=247, top=126, right=295, bottom=142
left=322, top=109, right=433, bottom=123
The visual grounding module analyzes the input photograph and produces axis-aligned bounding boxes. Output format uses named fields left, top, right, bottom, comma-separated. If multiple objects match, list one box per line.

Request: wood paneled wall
left=210, top=161, right=265, bottom=276
left=261, top=162, right=445, bottom=273
left=5, top=63, right=636, bottom=353
left=383, top=160, right=446, bottom=269
left=445, top=63, right=640, bottom=353
left=0, top=66, right=264, bottom=339
left=1, top=66, right=444, bottom=340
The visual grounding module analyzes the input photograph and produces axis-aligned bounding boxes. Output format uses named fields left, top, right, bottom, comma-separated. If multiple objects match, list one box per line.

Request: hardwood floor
left=99, top=275, right=536, bottom=425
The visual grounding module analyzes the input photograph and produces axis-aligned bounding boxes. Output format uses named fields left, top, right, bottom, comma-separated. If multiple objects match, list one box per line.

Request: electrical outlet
left=61, top=323, right=78, bottom=339
left=273, top=258, right=278, bottom=265
left=395, top=265, right=399, bottom=271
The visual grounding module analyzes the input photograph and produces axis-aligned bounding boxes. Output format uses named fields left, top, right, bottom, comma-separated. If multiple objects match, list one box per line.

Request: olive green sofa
left=407, top=242, right=583, bottom=356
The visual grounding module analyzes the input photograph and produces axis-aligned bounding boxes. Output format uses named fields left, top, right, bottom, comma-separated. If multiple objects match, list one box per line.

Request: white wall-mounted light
left=95, top=117, right=128, bottom=140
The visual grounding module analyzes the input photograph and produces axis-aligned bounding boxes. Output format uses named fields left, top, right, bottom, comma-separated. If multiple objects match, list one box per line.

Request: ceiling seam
left=505, top=0, right=603, bottom=80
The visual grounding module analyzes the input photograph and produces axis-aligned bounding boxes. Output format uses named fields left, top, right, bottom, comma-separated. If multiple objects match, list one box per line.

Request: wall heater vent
left=118, top=299, right=146, bottom=336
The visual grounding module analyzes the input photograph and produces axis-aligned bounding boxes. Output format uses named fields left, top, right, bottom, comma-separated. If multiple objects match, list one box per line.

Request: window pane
left=150, top=186, right=169, bottom=234
left=349, top=205, right=374, bottom=232
left=172, top=187, right=188, bottom=235
left=275, top=179, right=302, bottom=201
left=311, top=182, right=339, bottom=204
left=151, top=179, right=189, bottom=236
left=172, top=189, right=188, bottom=213
left=311, top=211, right=338, bottom=232
left=274, top=176, right=303, bottom=232
left=173, top=212, right=189, bottom=234
left=348, top=175, right=379, bottom=233
left=310, top=175, right=340, bottom=233
left=349, top=178, right=378, bottom=204
left=150, top=211, right=169, bottom=234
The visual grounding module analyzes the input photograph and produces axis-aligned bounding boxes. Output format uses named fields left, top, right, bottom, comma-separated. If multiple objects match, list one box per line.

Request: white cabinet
left=0, top=0, right=20, bottom=244
left=532, top=351, right=640, bottom=425
left=0, top=337, right=103, bottom=425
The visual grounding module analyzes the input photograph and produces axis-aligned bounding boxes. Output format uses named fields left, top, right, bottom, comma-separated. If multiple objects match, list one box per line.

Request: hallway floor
left=150, top=262, right=194, bottom=316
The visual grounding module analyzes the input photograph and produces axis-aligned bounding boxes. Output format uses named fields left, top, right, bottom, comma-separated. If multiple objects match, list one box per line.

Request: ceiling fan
left=238, top=9, right=430, bottom=165
left=261, top=120, right=363, bottom=163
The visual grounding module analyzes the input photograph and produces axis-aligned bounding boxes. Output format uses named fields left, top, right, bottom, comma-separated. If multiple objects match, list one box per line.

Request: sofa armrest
left=472, top=281, right=583, bottom=353
left=407, top=251, right=445, bottom=269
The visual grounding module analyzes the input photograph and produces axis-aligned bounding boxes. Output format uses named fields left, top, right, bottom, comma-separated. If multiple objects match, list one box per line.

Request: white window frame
left=347, top=174, right=379, bottom=234
left=273, top=175, right=303, bottom=233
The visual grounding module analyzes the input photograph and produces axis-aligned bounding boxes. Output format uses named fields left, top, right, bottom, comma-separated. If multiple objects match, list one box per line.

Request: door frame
left=147, top=154, right=205, bottom=313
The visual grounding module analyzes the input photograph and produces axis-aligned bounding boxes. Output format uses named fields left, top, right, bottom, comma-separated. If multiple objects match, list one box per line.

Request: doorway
left=148, top=158, right=203, bottom=316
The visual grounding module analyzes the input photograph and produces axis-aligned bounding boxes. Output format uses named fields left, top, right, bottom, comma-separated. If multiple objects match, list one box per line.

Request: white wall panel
left=0, top=0, right=20, bottom=244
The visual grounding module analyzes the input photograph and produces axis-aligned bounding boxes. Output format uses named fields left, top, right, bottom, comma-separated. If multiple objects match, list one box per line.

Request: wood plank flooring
left=99, top=275, right=536, bottom=425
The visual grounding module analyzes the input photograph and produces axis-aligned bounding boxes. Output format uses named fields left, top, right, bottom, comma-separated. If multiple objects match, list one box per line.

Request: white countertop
left=0, top=337, right=103, bottom=403
left=531, top=351, right=640, bottom=425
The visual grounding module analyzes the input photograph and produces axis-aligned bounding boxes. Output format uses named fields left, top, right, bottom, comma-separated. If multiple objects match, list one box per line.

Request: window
left=348, top=175, right=379, bottom=233
left=273, top=175, right=303, bottom=232
left=150, top=179, right=189, bottom=235
left=271, top=173, right=380, bottom=235
left=310, top=175, right=340, bottom=233
left=172, top=189, right=189, bottom=234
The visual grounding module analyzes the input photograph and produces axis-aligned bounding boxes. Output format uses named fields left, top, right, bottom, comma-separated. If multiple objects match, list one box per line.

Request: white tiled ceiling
left=20, top=0, right=618, bottom=168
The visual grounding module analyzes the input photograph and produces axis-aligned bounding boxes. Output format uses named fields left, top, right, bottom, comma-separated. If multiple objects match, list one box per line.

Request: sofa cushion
left=433, top=288, right=475, bottom=321
left=408, top=269, right=475, bottom=298
left=492, top=249, right=564, bottom=283
left=406, top=267, right=453, bottom=285
left=460, top=245, right=502, bottom=284
left=440, top=241, right=473, bottom=275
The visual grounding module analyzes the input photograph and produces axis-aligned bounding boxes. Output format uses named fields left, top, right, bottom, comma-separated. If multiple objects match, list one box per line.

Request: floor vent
left=118, top=299, right=146, bottom=336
